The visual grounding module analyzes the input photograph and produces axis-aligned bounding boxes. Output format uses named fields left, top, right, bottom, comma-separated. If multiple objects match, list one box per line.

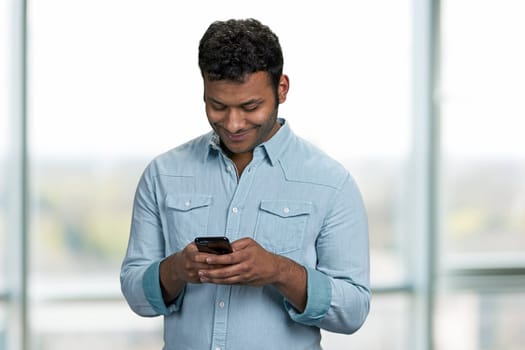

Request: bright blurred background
left=1, top=0, right=524, bottom=349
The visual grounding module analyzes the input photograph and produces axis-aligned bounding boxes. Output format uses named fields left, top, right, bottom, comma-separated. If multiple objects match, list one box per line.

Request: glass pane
left=29, top=0, right=152, bottom=280
left=29, top=0, right=412, bottom=347
left=29, top=0, right=413, bottom=284
left=29, top=160, right=143, bottom=280
left=321, top=293, right=410, bottom=350
left=436, top=291, right=525, bottom=350
left=0, top=0, right=10, bottom=293
left=32, top=301, right=162, bottom=350
left=0, top=302, right=6, bottom=349
left=440, top=0, right=525, bottom=259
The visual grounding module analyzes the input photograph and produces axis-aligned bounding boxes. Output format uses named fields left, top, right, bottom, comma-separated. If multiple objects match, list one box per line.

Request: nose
left=224, top=108, right=245, bottom=132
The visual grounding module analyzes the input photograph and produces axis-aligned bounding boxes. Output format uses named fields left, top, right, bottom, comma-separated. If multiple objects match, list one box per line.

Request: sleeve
left=120, top=164, right=184, bottom=316
left=284, top=173, right=371, bottom=334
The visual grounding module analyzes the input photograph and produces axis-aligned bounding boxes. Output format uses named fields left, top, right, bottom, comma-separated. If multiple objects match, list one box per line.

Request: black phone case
left=194, top=236, right=232, bottom=255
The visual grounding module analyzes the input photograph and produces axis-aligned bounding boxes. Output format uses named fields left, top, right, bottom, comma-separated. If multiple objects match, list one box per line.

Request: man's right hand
left=159, top=242, right=213, bottom=304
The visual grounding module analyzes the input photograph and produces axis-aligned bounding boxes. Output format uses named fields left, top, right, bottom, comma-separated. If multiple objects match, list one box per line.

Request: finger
left=201, top=272, right=261, bottom=286
left=200, top=262, right=252, bottom=285
left=231, top=237, right=254, bottom=250
left=204, top=251, right=239, bottom=266
left=193, top=261, right=215, bottom=270
left=199, top=268, right=245, bottom=284
left=201, top=276, right=241, bottom=285
left=200, top=262, right=240, bottom=278
left=193, top=252, right=215, bottom=264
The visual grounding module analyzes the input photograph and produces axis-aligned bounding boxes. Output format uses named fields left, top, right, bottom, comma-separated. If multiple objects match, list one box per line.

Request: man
left=121, top=18, right=370, bottom=350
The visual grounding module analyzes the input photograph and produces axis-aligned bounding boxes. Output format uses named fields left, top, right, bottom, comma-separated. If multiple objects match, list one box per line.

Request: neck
left=229, top=152, right=252, bottom=176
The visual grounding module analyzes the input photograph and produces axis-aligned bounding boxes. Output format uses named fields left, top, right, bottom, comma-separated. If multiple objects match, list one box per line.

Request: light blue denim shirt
left=120, top=119, right=370, bottom=350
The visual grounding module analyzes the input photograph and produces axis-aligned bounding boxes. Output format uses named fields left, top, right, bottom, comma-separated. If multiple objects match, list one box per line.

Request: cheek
left=251, top=108, right=275, bottom=124
left=205, top=108, right=222, bottom=124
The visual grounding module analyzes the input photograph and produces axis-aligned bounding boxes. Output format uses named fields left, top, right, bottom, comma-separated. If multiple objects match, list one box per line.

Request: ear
left=277, top=74, right=290, bottom=104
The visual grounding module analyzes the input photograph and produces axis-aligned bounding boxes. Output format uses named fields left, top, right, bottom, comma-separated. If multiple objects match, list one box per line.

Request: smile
left=223, top=127, right=256, bottom=142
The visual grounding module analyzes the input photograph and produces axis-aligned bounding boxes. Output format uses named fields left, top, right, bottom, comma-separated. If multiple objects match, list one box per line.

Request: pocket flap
left=166, top=194, right=212, bottom=211
left=259, top=200, right=312, bottom=218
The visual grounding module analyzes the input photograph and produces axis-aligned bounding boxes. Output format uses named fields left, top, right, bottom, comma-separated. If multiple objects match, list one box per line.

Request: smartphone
left=194, top=236, right=233, bottom=255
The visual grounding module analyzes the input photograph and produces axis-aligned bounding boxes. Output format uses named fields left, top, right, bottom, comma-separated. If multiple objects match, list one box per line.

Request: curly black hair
left=198, top=18, right=284, bottom=92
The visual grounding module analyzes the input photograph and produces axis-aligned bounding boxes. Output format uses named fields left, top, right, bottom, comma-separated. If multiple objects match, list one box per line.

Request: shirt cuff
left=284, top=266, right=332, bottom=325
left=143, top=260, right=185, bottom=315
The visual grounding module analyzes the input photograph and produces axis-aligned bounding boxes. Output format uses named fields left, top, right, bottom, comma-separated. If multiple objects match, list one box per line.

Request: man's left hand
left=198, top=237, right=307, bottom=312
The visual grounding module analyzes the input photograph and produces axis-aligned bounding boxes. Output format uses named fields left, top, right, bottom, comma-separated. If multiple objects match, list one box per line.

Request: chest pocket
left=254, top=200, right=312, bottom=257
left=165, top=194, right=212, bottom=250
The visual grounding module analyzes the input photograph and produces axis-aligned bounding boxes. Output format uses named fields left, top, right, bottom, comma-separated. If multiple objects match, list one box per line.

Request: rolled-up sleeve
left=142, top=260, right=185, bottom=315
left=286, top=174, right=370, bottom=333
left=284, top=266, right=332, bottom=324
left=120, top=165, right=184, bottom=316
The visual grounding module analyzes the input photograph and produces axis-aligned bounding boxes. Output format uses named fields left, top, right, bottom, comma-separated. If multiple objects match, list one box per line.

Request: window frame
left=4, top=1, right=525, bottom=350
left=4, top=0, right=30, bottom=349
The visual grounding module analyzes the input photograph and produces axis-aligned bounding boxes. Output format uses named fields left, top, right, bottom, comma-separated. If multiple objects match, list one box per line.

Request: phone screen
left=194, top=236, right=233, bottom=255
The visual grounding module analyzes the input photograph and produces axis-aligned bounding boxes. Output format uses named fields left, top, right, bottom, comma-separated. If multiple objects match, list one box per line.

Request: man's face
left=204, top=71, right=289, bottom=157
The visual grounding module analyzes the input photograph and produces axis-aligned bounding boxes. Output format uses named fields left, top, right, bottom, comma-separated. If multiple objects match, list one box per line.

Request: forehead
left=204, top=71, right=274, bottom=102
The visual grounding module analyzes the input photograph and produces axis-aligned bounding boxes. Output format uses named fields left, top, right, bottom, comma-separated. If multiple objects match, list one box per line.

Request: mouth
left=222, top=127, right=256, bottom=143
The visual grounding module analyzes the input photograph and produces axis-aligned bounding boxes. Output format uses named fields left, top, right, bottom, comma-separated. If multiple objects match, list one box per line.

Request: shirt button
left=184, top=200, right=191, bottom=207
left=283, top=207, right=290, bottom=214
left=215, top=347, right=221, bottom=350
left=232, top=207, right=238, bottom=213
left=219, top=301, right=225, bottom=308
left=226, top=166, right=232, bottom=172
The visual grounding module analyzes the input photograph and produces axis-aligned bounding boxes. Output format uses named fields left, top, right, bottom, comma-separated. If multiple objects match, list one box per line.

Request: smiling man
left=121, top=18, right=370, bottom=350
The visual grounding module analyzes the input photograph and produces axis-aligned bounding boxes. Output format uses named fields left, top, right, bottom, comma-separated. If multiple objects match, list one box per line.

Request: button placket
left=211, top=285, right=230, bottom=350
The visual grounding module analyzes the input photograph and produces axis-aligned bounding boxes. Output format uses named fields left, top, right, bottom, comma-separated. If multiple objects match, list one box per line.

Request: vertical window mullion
left=411, top=0, right=440, bottom=349
left=7, top=0, right=29, bottom=349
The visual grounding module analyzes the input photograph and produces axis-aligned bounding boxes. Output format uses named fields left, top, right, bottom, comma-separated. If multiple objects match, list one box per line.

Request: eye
left=242, top=103, right=259, bottom=112
left=210, top=102, right=226, bottom=111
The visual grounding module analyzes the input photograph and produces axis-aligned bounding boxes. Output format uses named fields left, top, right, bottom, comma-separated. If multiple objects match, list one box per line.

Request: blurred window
left=32, top=301, right=162, bottom=350
left=322, top=294, right=411, bottom=350
left=436, top=291, right=525, bottom=350
left=1, top=0, right=11, bottom=344
left=440, top=0, right=525, bottom=259
left=28, top=1, right=412, bottom=348
left=7, top=0, right=525, bottom=350
left=0, top=303, right=6, bottom=347
left=438, top=1, right=525, bottom=349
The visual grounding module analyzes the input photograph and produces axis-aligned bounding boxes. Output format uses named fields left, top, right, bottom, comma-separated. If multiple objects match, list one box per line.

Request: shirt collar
left=204, top=118, right=292, bottom=166
left=259, top=118, right=291, bottom=166
left=204, top=132, right=221, bottom=162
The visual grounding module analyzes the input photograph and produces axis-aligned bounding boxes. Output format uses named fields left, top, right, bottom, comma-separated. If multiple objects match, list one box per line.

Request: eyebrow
left=207, top=97, right=264, bottom=108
